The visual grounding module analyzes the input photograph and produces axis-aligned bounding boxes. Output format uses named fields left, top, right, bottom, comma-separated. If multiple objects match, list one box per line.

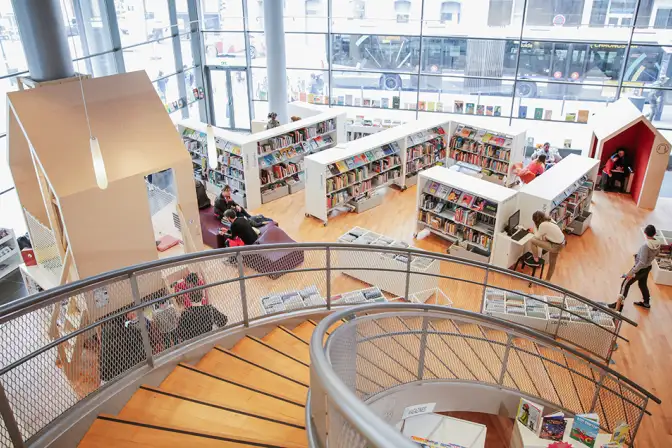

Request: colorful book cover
left=372, top=99, right=380, bottom=108
left=494, top=105, right=502, bottom=116
left=516, top=398, right=544, bottom=434
left=447, top=189, right=462, bottom=202
left=418, top=101, right=426, bottom=111
left=337, top=96, right=345, bottom=105
left=466, top=103, right=475, bottom=114
left=345, top=94, right=353, bottom=106
left=307, top=93, right=315, bottom=104
left=410, top=437, right=466, bottom=448
left=570, top=414, right=600, bottom=448
left=611, top=421, right=629, bottom=445
left=486, top=105, right=494, bottom=116
left=363, top=98, right=371, bottom=107
left=426, top=181, right=439, bottom=195
left=458, top=192, right=475, bottom=208
left=454, top=101, right=464, bottom=113
left=534, top=107, right=544, bottom=120
left=578, top=109, right=589, bottom=123
left=436, top=102, right=444, bottom=112
left=518, top=105, right=528, bottom=118
left=299, top=92, right=307, bottom=102
left=381, top=98, right=389, bottom=109
left=565, top=112, right=577, bottom=122
left=539, top=413, right=566, bottom=441
left=335, top=161, right=348, bottom=173
left=392, top=96, right=400, bottom=109
left=544, top=109, right=552, bottom=120
left=476, top=104, right=485, bottom=115
left=427, top=101, right=436, bottom=112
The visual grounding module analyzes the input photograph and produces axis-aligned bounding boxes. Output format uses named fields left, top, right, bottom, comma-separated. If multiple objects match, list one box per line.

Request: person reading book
left=532, top=142, right=562, bottom=168
left=530, top=211, right=565, bottom=281
left=609, top=224, right=661, bottom=311
left=214, top=186, right=250, bottom=220
left=223, top=209, right=258, bottom=246
left=512, top=154, right=547, bottom=184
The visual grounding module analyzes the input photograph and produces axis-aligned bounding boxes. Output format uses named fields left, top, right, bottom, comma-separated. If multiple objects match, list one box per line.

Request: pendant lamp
left=206, top=124, right=218, bottom=170
left=90, top=136, right=108, bottom=190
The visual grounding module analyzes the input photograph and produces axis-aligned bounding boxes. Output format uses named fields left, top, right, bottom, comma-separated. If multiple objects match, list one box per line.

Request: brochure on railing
left=402, top=413, right=486, bottom=448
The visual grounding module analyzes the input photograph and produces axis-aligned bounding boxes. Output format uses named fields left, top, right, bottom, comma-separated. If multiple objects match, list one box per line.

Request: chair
left=514, top=251, right=545, bottom=286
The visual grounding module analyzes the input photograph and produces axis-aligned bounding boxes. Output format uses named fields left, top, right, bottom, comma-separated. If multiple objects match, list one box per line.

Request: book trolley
left=178, top=110, right=347, bottom=209
left=415, top=167, right=518, bottom=266
left=336, top=227, right=441, bottom=298
left=517, top=155, right=600, bottom=232
left=643, top=227, right=672, bottom=286
left=482, top=288, right=617, bottom=359
left=446, top=121, right=526, bottom=186
left=304, top=116, right=450, bottom=224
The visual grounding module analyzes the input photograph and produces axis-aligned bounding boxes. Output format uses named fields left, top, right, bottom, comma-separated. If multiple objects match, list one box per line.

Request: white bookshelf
left=518, top=155, right=600, bottom=231
left=0, top=228, right=21, bottom=280
left=643, top=227, right=672, bottom=286
left=178, top=119, right=250, bottom=207
left=446, top=120, right=526, bottom=186
left=482, top=288, right=617, bottom=357
left=415, top=167, right=518, bottom=267
left=304, top=116, right=450, bottom=224
left=336, top=227, right=440, bottom=298
left=179, top=110, right=346, bottom=210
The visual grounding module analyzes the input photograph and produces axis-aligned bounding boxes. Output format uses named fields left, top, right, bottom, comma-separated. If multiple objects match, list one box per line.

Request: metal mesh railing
left=0, top=243, right=653, bottom=446
left=311, top=305, right=659, bottom=448
left=22, top=209, right=62, bottom=275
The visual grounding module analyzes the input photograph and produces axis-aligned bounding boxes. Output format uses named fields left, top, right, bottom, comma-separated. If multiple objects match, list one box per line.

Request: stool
left=514, top=251, right=546, bottom=286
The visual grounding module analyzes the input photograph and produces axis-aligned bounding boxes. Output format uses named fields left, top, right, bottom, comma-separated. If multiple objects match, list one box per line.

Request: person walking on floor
left=530, top=211, right=566, bottom=282
left=609, top=224, right=661, bottom=311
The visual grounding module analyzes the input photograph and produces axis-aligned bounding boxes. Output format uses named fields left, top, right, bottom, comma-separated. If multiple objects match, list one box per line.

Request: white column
left=582, top=0, right=596, bottom=26
left=263, top=0, right=289, bottom=124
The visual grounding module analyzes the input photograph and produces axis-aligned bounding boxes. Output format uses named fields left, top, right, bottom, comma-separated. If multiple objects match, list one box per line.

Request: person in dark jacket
left=214, top=186, right=250, bottom=220
left=609, top=224, right=661, bottom=311
left=195, top=179, right=211, bottom=210
left=223, top=209, right=258, bottom=245
left=175, top=301, right=228, bottom=342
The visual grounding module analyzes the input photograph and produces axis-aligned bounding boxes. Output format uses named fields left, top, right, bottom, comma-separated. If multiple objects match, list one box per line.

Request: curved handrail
left=0, top=243, right=645, bottom=446
left=309, top=304, right=660, bottom=448
left=0, top=243, right=635, bottom=325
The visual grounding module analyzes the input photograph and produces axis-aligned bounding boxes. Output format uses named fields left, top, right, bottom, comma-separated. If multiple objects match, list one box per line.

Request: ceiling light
left=206, top=124, right=218, bottom=170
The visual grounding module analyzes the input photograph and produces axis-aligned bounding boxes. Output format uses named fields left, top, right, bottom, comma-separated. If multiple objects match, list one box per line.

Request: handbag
left=227, top=236, right=245, bottom=247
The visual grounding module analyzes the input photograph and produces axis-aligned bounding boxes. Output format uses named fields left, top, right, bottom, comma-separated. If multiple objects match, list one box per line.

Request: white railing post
left=326, top=247, right=332, bottom=310
left=417, top=313, right=429, bottom=380
left=498, top=335, right=514, bottom=385
left=0, top=382, right=24, bottom=447
left=129, top=273, right=154, bottom=368
left=237, top=251, right=249, bottom=327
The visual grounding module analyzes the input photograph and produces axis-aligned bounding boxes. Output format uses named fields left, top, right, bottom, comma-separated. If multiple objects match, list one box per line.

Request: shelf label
left=402, top=402, right=436, bottom=420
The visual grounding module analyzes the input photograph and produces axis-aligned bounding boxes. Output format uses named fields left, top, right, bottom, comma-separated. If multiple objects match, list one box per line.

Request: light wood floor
left=249, top=186, right=672, bottom=448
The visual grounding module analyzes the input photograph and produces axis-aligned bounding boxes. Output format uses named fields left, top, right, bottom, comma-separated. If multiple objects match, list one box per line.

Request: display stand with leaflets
left=178, top=110, right=346, bottom=209
left=644, top=227, right=672, bottom=286
left=415, top=166, right=518, bottom=266
left=304, top=116, right=450, bottom=224
left=446, top=121, right=526, bottom=186
left=0, top=228, right=21, bottom=280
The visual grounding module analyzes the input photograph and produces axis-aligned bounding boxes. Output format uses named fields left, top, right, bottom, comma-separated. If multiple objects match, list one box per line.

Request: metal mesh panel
left=145, top=181, right=181, bottom=241
left=0, top=412, right=11, bottom=447
left=23, top=209, right=62, bottom=275
left=327, top=403, right=368, bottom=448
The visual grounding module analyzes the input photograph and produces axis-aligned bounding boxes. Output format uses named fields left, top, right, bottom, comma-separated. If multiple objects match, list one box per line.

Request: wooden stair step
left=262, top=327, right=311, bottom=364
left=292, top=321, right=317, bottom=344
left=231, top=336, right=310, bottom=385
left=79, top=415, right=277, bottom=447
left=160, top=364, right=305, bottom=426
left=196, top=348, right=308, bottom=404
left=118, top=386, right=307, bottom=448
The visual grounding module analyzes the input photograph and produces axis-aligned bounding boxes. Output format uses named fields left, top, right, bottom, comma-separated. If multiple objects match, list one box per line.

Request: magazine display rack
left=330, top=286, right=387, bottom=305
left=260, top=285, right=326, bottom=315
left=179, top=111, right=347, bottom=210
left=304, top=117, right=450, bottom=224
left=517, top=155, right=600, bottom=231
left=644, top=227, right=672, bottom=286
left=415, top=167, right=517, bottom=267
left=0, top=228, right=21, bottom=280
left=446, top=121, right=526, bottom=186
left=482, top=288, right=617, bottom=356
left=336, top=227, right=440, bottom=297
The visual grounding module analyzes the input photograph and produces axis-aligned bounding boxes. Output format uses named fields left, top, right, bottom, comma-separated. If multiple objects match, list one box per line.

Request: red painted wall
left=600, top=121, right=654, bottom=203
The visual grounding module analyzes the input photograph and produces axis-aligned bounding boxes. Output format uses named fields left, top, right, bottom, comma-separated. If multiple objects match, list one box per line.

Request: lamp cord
left=61, top=0, right=93, bottom=140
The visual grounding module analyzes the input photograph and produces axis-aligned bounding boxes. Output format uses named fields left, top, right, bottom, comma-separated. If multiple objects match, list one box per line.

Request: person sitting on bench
left=214, top=186, right=249, bottom=220
left=223, top=209, right=258, bottom=246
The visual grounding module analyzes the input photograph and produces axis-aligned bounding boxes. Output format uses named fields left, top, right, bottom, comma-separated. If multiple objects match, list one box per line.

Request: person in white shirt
left=532, top=143, right=562, bottom=168
left=531, top=211, right=566, bottom=281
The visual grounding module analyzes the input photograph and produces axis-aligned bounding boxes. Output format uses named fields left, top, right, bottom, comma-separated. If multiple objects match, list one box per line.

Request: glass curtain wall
left=222, top=0, right=672, bottom=131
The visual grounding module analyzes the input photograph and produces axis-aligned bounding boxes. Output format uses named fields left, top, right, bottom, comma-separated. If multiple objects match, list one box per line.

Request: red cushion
left=157, top=235, right=180, bottom=252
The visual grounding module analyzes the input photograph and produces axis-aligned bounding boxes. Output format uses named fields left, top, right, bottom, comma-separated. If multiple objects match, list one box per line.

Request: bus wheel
left=380, top=74, right=402, bottom=91
left=516, top=81, right=537, bottom=98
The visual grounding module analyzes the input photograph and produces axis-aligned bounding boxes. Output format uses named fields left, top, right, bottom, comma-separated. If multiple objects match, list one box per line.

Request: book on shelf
left=570, top=414, right=600, bottom=448
left=446, top=189, right=461, bottom=202
left=345, top=94, right=353, bottom=106
left=544, top=109, right=552, bottom=120
left=465, top=103, right=475, bottom=114
left=299, top=92, right=307, bottom=102
left=392, top=96, right=400, bottom=109
left=363, top=98, right=371, bottom=107
left=381, top=97, right=389, bottom=108
left=534, top=107, right=544, bottom=120
left=454, top=100, right=464, bottom=113
left=476, top=104, right=485, bottom=115
left=486, top=105, right=494, bottom=116
left=539, top=412, right=566, bottom=441
left=565, top=112, right=577, bottom=122
left=494, top=105, right=502, bottom=116
left=436, top=102, right=443, bottom=112
left=372, top=99, right=380, bottom=108
left=418, top=101, right=426, bottom=111
left=516, top=398, right=544, bottom=434
left=457, top=192, right=475, bottom=208
left=578, top=109, right=589, bottom=123
left=355, top=97, right=362, bottom=106
left=427, top=101, right=436, bottom=111
left=518, top=105, right=528, bottom=118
